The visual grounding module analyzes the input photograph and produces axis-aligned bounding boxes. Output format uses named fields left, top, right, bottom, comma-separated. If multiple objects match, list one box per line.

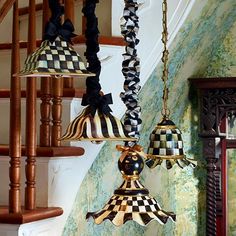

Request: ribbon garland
left=120, top=0, right=142, bottom=145
left=82, top=0, right=113, bottom=116
left=43, top=0, right=76, bottom=43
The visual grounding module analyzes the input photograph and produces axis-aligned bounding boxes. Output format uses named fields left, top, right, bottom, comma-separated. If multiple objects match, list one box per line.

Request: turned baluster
left=51, top=77, right=63, bottom=147
left=25, top=0, right=37, bottom=210
left=9, top=0, right=21, bottom=214
left=64, top=0, right=74, bottom=88
left=40, top=0, right=51, bottom=147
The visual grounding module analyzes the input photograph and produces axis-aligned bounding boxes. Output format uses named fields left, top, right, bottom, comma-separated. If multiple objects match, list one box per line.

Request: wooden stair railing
left=0, top=0, right=15, bottom=24
left=0, top=0, right=80, bottom=224
left=0, top=0, right=121, bottom=224
left=0, top=0, right=125, bottom=52
left=0, top=0, right=64, bottom=224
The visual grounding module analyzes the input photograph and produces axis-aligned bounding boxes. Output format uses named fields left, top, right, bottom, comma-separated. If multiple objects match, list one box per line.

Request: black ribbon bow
left=44, top=19, right=76, bottom=43
left=82, top=93, right=113, bottom=117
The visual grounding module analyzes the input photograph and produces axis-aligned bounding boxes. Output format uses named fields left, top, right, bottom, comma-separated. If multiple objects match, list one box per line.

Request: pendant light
left=145, top=0, right=196, bottom=170
left=86, top=0, right=176, bottom=226
left=61, top=0, right=136, bottom=143
left=87, top=145, right=176, bottom=226
left=17, top=0, right=92, bottom=78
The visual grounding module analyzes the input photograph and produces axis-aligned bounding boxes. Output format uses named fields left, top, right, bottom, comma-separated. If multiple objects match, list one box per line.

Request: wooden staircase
left=0, top=0, right=121, bottom=224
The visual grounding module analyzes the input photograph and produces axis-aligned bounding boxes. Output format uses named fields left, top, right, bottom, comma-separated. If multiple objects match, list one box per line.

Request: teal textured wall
left=63, top=0, right=236, bottom=235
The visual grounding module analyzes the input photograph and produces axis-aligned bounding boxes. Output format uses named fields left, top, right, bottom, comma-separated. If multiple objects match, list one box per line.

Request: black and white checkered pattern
left=120, top=0, right=142, bottom=145
left=86, top=178, right=176, bottom=226
left=60, top=107, right=136, bottom=142
left=20, top=37, right=91, bottom=77
left=148, top=128, right=184, bottom=156
left=146, top=123, right=196, bottom=169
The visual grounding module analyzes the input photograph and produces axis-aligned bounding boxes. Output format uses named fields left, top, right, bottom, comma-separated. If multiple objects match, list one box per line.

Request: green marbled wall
left=63, top=0, right=236, bottom=235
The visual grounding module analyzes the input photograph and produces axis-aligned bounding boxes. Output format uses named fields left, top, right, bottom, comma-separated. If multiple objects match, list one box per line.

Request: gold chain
left=161, top=0, right=170, bottom=118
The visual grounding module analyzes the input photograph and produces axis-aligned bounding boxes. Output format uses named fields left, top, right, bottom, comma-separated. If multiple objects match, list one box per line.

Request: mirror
left=227, top=112, right=236, bottom=139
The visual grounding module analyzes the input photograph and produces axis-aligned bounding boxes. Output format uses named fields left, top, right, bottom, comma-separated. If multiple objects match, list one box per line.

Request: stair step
left=0, top=88, right=85, bottom=99
left=0, top=206, right=63, bottom=224
left=0, top=145, right=84, bottom=157
left=0, top=35, right=125, bottom=50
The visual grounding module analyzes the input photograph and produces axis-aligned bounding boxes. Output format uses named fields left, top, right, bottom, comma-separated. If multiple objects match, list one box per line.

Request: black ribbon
left=44, top=19, right=76, bottom=43
left=82, top=93, right=113, bottom=116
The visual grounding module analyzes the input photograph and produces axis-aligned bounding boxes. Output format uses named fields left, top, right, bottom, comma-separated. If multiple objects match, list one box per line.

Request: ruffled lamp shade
left=60, top=104, right=136, bottom=142
left=86, top=145, right=176, bottom=226
left=18, top=37, right=93, bottom=78
left=146, top=117, right=195, bottom=169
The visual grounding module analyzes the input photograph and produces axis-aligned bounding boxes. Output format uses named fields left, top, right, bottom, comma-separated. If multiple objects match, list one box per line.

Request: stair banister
left=0, top=0, right=15, bottom=24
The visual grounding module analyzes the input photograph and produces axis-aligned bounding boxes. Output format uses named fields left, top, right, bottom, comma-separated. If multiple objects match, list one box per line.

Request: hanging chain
left=161, top=0, right=170, bottom=118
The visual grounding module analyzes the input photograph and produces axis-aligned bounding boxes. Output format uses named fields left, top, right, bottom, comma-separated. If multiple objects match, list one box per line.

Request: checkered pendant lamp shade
left=86, top=147, right=176, bottom=226
left=60, top=106, right=137, bottom=142
left=146, top=117, right=195, bottom=169
left=18, top=37, right=92, bottom=78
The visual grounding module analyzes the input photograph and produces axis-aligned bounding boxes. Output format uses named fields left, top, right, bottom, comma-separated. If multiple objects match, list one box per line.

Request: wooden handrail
left=25, top=0, right=37, bottom=210
left=0, top=0, right=15, bottom=24
left=9, top=0, right=21, bottom=214
left=18, top=0, right=84, bottom=17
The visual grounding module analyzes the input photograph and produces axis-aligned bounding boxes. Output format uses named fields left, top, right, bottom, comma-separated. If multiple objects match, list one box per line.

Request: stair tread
left=0, top=144, right=85, bottom=157
left=0, top=35, right=125, bottom=50
left=0, top=88, right=85, bottom=99
left=0, top=206, right=63, bottom=224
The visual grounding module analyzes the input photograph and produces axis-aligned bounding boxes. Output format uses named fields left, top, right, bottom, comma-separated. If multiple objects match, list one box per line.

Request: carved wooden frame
left=190, top=78, right=236, bottom=236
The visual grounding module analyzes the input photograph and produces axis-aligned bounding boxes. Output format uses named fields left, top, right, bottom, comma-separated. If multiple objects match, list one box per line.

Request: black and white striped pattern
left=120, top=0, right=142, bottom=143
left=19, top=37, right=91, bottom=77
left=60, top=107, right=136, bottom=141
left=86, top=178, right=176, bottom=226
left=119, top=178, right=145, bottom=190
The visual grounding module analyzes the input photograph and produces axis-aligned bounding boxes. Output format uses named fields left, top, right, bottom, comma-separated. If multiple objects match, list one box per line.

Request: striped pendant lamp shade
left=146, top=117, right=195, bottom=169
left=60, top=106, right=137, bottom=142
left=86, top=146, right=176, bottom=226
left=18, top=37, right=93, bottom=78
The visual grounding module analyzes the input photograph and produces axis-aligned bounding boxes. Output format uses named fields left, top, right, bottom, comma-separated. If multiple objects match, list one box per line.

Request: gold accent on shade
left=147, top=154, right=185, bottom=160
left=155, top=125, right=177, bottom=129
